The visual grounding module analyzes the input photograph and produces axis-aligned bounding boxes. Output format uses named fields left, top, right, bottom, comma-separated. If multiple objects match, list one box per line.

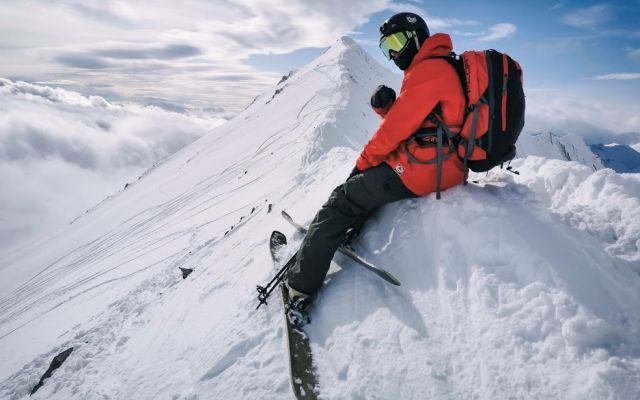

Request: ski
left=269, top=231, right=319, bottom=400
left=281, top=210, right=401, bottom=286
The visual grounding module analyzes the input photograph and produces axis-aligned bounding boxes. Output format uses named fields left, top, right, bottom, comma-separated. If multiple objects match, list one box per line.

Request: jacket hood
left=407, top=33, right=454, bottom=71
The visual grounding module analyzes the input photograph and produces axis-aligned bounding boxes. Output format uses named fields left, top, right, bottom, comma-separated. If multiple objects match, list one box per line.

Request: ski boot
left=284, top=283, right=312, bottom=327
left=341, top=227, right=361, bottom=250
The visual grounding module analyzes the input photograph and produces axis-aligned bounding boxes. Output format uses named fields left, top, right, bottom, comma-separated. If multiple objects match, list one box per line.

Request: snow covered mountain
left=517, top=130, right=640, bottom=173
left=518, top=131, right=605, bottom=170
left=1, top=37, right=640, bottom=400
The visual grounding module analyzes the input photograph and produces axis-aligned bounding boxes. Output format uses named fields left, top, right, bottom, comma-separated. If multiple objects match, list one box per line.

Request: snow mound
left=499, top=157, right=640, bottom=263
left=309, top=160, right=640, bottom=399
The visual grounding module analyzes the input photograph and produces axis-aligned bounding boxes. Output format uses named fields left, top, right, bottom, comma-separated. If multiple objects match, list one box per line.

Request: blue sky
left=256, top=1, right=640, bottom=84
left=264, top=3, right=635, bottom=85
left=0, top=1, right=638, bottom=132
left=248, top=1, right=640, bottom=133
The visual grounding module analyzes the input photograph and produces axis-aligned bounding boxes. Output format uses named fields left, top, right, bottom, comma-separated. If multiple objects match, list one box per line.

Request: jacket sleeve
left=356, top=74, right=443, bottom=170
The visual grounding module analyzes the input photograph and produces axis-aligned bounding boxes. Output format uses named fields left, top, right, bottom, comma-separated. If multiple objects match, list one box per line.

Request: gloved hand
left=347, top=166, right=362, bottom=180
left=370, top=85, right=396, bottom=115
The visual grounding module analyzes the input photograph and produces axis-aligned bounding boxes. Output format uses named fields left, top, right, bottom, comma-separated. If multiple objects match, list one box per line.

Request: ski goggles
left=379, top=31, right=414, bottom=60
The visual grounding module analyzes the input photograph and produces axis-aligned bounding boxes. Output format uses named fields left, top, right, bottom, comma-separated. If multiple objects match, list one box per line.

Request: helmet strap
left=413, top=30, right=420, bottom=49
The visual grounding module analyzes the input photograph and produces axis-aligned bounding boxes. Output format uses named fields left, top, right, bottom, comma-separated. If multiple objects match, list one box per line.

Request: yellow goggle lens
left=380, top=31, right=411, bottom=60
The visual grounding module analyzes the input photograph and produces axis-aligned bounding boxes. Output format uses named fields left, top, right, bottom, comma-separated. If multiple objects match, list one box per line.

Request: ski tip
left=281, top=210, right=292, bottom=221
left=382, top=271, right=401, bottom=286
left=377, top=271, right=401, bottom=286
left=271, top=230, right=287, bottom=246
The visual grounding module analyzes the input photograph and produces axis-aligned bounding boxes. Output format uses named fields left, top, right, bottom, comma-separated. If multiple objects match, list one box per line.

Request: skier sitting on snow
left=284, top=12, right=466, bottom=323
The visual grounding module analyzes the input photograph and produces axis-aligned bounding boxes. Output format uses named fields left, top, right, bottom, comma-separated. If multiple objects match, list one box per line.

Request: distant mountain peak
left=519, top=130, right=604, bottom=170
left=338, top=35, right=357, bottom=46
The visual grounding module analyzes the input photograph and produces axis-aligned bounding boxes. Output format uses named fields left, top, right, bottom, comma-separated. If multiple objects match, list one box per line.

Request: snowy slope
left=1, top=37, right=640, bottom=400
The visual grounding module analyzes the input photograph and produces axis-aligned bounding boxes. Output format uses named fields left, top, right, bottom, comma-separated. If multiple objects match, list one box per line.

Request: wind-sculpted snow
left=306, top=162, right=640, bottom=399
left=1, top=37, right=639, bottom=400
left=504, top=157, right=640, bottom=263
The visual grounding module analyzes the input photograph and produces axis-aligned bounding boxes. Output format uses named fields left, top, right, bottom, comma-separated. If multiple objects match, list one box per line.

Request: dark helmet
left=380, top=12, right=430, bottom=39
left=379, top=12, right=430, bottom=70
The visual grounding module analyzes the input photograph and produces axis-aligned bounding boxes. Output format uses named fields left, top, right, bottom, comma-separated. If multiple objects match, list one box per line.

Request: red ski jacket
left=356, top=33, right=466, bottom=196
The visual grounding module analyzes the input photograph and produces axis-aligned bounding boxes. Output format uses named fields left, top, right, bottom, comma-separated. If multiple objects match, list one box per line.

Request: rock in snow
left=1, top=37, right=639, bottom=399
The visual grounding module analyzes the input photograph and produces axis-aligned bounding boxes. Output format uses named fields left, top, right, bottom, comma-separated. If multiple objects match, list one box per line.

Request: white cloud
left=64, top=0, right=136, bottom=25
left=426, top=16, right=478, bottom=30
left=0, top=1, right=487, bottom=115
left=628, top=48, right=640, bottom=62
left=550, top=2, right=565, bottom=11
left=384, top=2, right=478, bottom=30
left=0, top=1, right=402, bottom=114
left=525, top=88, right=640, bottom=141
left=562, top=4, right=612, bottom=28
left=527, top=36, right=586, bottom=54
left=0, top=78, right=224, bottom=253
left=384, top=2, right=425, bottom=16
left=593, top=73, right=640, bottom=80
left=384, top=3, right=478, bottom=30
left=477, top=23, right=517, bottom=41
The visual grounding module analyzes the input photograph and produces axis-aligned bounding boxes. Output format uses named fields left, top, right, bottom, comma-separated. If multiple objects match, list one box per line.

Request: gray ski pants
left=286, top=163, right=417, bottom=295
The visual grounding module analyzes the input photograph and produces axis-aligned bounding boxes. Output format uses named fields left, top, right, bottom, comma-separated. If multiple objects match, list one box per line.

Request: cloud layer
left=0, top=78, right=224, bottom=253
left=524, top=87, right=640, bottom=142
left=0, top=0, right=407, bottom=115
left=0, top=1, right=524, bottom=116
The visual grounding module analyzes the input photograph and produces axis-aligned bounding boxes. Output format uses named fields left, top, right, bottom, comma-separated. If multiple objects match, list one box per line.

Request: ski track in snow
left=1, top=37, right=640, bottom=400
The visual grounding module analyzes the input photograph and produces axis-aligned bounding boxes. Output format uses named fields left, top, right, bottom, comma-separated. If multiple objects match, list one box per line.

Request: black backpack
left=448, top=50, right=526, bottom=174
left=408, top=50, right=525, bottom=198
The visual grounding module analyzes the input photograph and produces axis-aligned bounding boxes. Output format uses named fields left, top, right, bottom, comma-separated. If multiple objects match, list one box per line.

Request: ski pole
left=256, top=256, right=294, bottom=309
